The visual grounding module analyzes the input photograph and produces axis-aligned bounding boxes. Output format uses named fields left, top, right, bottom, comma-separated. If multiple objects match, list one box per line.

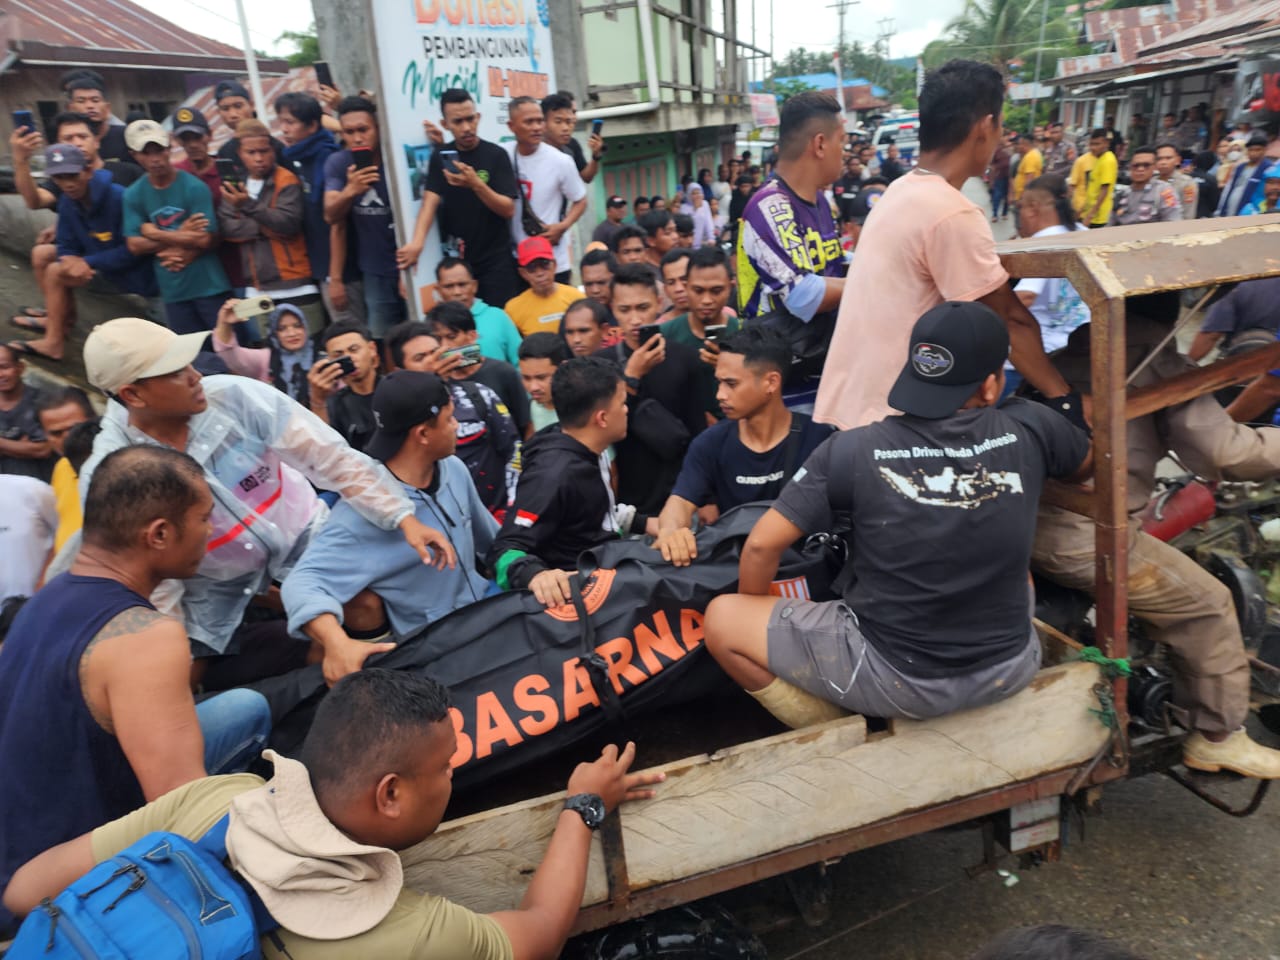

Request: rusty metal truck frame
left=409, top=219, right=1280, bottom=936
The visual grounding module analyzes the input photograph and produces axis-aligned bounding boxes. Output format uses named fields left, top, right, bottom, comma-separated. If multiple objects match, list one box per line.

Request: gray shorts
left=766, top=599, right=1041, bottom=720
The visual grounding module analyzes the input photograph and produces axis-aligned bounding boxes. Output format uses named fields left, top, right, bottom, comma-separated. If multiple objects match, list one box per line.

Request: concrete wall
left=0, top=196, right=55, bottom=260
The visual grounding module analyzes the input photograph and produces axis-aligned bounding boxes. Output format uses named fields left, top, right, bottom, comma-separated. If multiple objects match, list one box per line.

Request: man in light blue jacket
left=282, top=371, right=498, bottom=684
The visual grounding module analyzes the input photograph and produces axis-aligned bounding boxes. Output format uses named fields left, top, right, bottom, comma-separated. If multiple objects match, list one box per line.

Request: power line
left=139, top=0, right=280, bottom=48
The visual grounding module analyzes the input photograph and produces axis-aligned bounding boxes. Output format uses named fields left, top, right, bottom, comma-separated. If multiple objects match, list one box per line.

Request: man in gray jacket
left=283, top=371, right=498, bottom=684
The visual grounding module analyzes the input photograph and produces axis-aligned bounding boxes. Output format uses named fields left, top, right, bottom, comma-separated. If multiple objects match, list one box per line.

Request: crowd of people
left=988, top=106, right=1280, bottom=230
left=1, top=56, right=1279, bottom=960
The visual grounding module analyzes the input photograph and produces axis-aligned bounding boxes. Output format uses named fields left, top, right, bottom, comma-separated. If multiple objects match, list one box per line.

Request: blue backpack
left=7, top=816, right=279, bottom=959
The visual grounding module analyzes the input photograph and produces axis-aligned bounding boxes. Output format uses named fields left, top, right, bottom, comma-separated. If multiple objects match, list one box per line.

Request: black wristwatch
left=564, top=793, right=607, bottom=830
left=623, top=374, right=641, bottom=391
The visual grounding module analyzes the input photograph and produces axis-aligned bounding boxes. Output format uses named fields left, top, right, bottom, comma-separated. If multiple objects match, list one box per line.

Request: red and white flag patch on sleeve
left=514, top=509, right=539, bottom=528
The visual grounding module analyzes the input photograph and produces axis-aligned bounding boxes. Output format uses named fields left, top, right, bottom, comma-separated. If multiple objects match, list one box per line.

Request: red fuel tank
left=1139, top=482, right=1217, bottom=542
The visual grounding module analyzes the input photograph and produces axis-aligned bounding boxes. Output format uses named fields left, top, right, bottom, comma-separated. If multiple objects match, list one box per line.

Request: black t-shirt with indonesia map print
left=773, top=398, right=1089, bottom=678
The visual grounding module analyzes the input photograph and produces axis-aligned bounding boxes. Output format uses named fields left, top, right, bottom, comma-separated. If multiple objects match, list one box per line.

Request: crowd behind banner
left=0, top=59, right=1278, bottom=960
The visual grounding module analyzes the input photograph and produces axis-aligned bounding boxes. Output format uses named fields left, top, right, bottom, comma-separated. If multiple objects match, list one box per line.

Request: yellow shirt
left=1012, top=147, right=1043, bottom=201
left=1069, top=153, right=1094, bottom=216
left=91, top=775, right=515, bottom=960
left=51, top=457, right=81, bottom=554
left=503, top=284, right=582, bottom=337
left=1084, top=150, right=1118, bottom=225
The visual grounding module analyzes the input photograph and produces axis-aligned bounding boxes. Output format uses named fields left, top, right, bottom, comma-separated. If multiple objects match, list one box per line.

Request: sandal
left=10, top=314, right=46, bottom=333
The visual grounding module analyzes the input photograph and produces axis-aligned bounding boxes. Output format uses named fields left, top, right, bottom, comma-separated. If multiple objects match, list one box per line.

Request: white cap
left=124, top=118, right=168, bottom=151
left=84, top=318, right=207, bottom=394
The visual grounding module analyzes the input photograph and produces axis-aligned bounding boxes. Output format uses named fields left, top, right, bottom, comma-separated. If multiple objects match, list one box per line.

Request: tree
left=772, top=78, right=818, bottom=105
left=768, top=41, right=918, bottom=108
left=277, top=26, right=321, bottom=67
left=921, top=0, right=1079, bottom=79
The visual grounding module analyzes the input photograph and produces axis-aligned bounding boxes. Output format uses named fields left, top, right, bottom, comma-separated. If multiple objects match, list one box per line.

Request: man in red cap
left=503, top=236, right=582, bottom=337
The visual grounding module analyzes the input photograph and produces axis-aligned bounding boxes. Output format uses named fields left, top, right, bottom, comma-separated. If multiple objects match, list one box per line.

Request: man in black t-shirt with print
left=307, top=322, right=382, bottom=452
left=704, top=301, right=1091, bottom=728
left=400, top=88, right=521, bottom=308
left=652, top=327, right=832, bottom=565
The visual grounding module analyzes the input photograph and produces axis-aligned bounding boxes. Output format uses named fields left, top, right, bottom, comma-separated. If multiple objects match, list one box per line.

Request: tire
left=565, top=904, right=768, bottom=960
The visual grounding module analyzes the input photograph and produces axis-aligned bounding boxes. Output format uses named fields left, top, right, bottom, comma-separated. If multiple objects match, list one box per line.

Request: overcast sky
left=134, top=0, right=956, bottom=64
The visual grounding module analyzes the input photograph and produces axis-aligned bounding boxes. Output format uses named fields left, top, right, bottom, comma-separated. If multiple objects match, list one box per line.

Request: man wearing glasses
left=1111, top=145, right=1183, bottom=226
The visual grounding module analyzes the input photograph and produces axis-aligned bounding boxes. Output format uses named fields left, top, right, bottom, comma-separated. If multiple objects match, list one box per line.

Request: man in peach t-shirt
left=814, top=60, right=1082, bottom=431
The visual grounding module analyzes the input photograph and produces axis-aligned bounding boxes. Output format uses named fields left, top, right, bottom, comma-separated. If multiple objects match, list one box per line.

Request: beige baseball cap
left=84, top=318, right=208, bottom=394
left=124, top=118, right=168, bottom=151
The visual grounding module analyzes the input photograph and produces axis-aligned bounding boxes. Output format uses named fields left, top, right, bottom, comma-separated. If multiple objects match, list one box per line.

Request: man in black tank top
left=0, top=446, right=272, bottom=933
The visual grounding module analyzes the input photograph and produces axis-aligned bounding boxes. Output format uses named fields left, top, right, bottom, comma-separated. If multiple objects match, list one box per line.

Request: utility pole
left=233, top=0, right=267, bottom=120
left=1028, top=0, right=1050, bottom=128
left=827, top=0, right=859, bottom=126
left=871, top=18, right=894, bottom=89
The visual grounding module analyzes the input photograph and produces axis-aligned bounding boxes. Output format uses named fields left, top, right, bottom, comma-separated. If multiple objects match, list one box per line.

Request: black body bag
left=253, top=503, right=843, bottom=794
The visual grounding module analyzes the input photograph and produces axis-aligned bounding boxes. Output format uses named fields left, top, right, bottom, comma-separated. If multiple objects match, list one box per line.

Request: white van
left=873, top=115, right=920, bottom=164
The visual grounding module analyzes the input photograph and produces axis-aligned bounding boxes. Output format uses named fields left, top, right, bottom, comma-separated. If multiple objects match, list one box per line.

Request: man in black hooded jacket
left=487, top=356, right=649, bottom=606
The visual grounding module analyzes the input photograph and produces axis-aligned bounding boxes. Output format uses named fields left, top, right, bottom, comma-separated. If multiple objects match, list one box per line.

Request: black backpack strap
left=459, top=379, right=488, bottom=421
left=569, top=575, right=625, bottom=725
left=781, top=413, right=806, bottom=479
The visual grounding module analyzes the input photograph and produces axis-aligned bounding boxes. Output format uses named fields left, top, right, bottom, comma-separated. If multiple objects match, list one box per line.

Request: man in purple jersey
left=735, top=93, right=846, bottom=323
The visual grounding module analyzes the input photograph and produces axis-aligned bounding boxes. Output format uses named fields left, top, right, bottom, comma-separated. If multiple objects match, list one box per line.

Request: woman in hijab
left=211, top=300, right=316, bottom=405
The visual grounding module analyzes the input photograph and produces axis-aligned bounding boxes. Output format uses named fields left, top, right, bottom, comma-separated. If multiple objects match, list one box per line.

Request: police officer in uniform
left=1155, top=142, right=1199, bottom=220
left=1112, top=145, right=1182, bottom=226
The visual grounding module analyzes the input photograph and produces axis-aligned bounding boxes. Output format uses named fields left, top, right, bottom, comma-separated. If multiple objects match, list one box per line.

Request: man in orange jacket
left=218, top=119, right=322, bottom=331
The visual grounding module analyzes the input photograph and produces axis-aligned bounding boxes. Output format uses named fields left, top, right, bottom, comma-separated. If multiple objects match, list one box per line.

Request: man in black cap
left=592, top=196, right=629, bottom=246
left=172, top=107, right=223, bottom=204
left=704, top=301, right=1091, bottom=728
left=282, top=371, right=499, bottom=684
left=213, top=80, right=286, bottom=165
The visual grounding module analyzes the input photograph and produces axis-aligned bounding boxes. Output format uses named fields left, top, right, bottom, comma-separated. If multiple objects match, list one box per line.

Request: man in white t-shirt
left=814, top=60, right=1081, bottom=432
left=0, top=475, right=56, bottom=600
left=506, top=97, right=588, bottom=283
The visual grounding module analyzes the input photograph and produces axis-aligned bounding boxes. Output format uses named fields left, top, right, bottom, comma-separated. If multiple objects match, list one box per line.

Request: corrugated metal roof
left=1056, top=52, right=1122, bottom=79
left=3, top=0, right=244, bottom=58
left=1137, top=0, right=1280, bottom=55
left=1055, top=0, right=1262, bottom=82
left=1082, top=0, right=1245, bottom=42
left=749, top=73, right=889, bottom=98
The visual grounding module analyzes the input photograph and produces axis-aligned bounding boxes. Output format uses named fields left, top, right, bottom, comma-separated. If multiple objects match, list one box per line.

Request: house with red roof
left=0, top=0, right=288, bottom=160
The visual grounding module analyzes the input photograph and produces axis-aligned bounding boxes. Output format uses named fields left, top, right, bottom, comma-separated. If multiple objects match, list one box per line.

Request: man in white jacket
left=73, top=317, right=455, bottom=661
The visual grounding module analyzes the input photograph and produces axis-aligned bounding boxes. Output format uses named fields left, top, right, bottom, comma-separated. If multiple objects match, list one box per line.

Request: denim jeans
left=164, top=293, right=230, bottom=336
left=196, top=688, right=272, bottom=775
left=990, top=178, right=1009, bottom=218
left=362, top=272, right=407, bottom=337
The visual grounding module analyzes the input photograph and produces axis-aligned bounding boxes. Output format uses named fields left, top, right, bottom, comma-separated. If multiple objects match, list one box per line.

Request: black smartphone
left=638, top=323, right=662, bottom=346
left=330, top=355, right=357, bottom=376
left=313, top=60, right=334, bottom=89
left=591, top=118, right=604, bottom=135
left=352, top=147, right=375, bottom=170
left=703, top=323, right=728, bottom=344
left=12, top=109, right=34, bottom=134
left=440, top=149, right=460, bottom=174
left=215, top=157, right=243, bottom=187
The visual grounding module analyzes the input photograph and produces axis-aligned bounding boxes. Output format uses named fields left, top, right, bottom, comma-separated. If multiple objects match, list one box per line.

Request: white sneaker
left=1183, top=728, right=1280, bottom=779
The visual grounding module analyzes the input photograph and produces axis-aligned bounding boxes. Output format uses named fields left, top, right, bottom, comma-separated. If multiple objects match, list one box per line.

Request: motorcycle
left=1034, top=474, right=1280, bottom=734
